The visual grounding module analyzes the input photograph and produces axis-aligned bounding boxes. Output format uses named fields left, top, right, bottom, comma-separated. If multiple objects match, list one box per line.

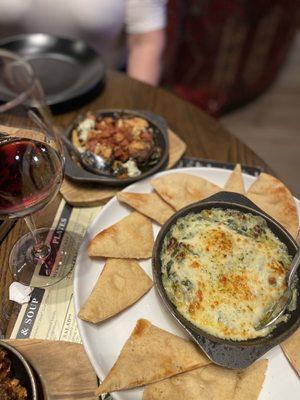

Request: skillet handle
left=203, top=191, right=259, bottom=210
left=191, top=333, right=273, bottom=369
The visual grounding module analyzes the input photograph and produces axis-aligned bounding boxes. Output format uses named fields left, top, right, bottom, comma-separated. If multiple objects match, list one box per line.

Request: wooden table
left=0, top=70, right=269, bottom=336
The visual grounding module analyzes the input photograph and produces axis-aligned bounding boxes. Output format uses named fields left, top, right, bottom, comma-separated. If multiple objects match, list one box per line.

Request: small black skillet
left=0, top=341, right=39, bottom=399
left=152, top=191, right=300, bottom=369
left=63, top=109, right=169, bottom=186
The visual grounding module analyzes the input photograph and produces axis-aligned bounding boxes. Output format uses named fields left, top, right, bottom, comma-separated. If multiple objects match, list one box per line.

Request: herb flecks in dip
left=161, top=208, right=292, bottom=341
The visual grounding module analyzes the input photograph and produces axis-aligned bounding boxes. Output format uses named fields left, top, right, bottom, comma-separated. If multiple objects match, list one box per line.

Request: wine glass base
left=9, top=228, right=76, bottom=287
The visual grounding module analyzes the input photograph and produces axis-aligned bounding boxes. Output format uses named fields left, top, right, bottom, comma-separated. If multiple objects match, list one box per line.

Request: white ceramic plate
left=73, top=167, right=300, bottom=400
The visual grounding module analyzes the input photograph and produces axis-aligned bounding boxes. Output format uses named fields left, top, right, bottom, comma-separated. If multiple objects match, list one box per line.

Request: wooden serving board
left=6, top=339, right=98, bottom=400
left=60, top=129, right=186, bottom=207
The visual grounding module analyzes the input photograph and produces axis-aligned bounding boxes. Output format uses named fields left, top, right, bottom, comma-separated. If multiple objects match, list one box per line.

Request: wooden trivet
left=60, top=129, right=186, bottom=207
left=6, top=339, right=98, bottom=400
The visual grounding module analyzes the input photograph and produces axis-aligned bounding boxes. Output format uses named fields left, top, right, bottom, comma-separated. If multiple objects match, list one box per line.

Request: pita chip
left=143, top=359, right=268, bottom=400
left=95, top=319, right=210, bottom=395
left=151, top=173, right=220, bottom=210
left=88, top=212, right=154, bottom=258
left=233, top=359, right=268, bottom=400
left=117, top=192, right=174, bottom=225
left=143, top=364, right=237, bottom=400
left=281, top=328, right=300, bottom=377
left=78, top=259, right=153, bottom=323
left=224, top=164, right=246, bottom=194
left=247, top=173, right=299, bottom=238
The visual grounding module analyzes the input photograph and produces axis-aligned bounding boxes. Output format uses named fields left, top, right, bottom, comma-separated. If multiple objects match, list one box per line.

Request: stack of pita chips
left=117, top=173, right=222, bottom=224
left=95, top=319, right=209, bottom=396
left=80, top=212, right=155, bottom=324
left=143, top=359, right=268, bottom=400
left=150, top=173, right=221, bottom=210
left=114, top=166, right=299, bottom=240
left=95, top=319, right=268, bottom=400
left=246, top=172, right=298, bottom=238
left=223, top=165, right=299, bottom=239
left=143, top=364, right=238, bottom=400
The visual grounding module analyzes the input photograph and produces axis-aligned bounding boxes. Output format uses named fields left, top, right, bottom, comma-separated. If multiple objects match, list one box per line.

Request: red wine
left=0, top=137, right=63, bottom=218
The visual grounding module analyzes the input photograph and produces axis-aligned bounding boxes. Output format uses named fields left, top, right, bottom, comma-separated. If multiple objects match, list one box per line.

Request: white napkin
left=9, top=282, right=33, bottom=304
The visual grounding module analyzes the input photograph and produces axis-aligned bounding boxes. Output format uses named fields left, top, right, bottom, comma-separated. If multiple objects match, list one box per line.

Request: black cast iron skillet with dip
left=152, top=191, right=300, bottom=369
left=63, top=109, right=169, bottom=186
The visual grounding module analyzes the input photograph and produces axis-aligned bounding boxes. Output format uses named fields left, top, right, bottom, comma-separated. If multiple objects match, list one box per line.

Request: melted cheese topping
left=161, top=208, right=292, bottom=340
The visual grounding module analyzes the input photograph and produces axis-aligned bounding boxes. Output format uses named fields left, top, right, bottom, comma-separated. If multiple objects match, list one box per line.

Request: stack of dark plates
left=0, top=33, right=105, bottom=113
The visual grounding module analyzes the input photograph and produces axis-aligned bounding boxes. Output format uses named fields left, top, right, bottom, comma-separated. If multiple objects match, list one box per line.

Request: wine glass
left=0, top=49, right=74, bottom=287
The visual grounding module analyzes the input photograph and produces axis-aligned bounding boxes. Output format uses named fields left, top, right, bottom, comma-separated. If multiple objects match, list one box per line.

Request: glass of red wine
left=0, top=49, right=74, bottom=287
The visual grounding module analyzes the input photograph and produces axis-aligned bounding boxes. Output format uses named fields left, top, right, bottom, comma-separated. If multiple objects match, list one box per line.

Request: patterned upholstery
left=162, top=0, right=299, bottom=116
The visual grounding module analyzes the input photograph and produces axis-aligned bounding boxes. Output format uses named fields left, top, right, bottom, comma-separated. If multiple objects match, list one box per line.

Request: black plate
left=0, top=34, right=105, bottom=113
left=153, top=192, right=300, bottom=369
left=63, top=109, right=169, bottom=186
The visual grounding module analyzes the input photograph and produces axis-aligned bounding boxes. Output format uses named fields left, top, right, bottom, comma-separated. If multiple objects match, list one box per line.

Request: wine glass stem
left=24, top=215, right=51, bottom=260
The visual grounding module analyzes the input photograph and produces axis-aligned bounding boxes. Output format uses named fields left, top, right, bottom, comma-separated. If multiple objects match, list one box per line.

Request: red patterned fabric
left=163, top=0, right=300, bottom=116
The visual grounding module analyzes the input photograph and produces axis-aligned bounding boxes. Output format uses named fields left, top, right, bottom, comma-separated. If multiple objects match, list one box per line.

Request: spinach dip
left=161, top=208, right=293, bottom=340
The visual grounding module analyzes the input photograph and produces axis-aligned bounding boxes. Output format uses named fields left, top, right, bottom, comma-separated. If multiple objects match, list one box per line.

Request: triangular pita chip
left=151, top=173, right=220, bottom=210
left=247, top=173, right=299, bottom=238
left=78, top=259, right=153, bottom=323
left=117, top=192, right=175, bottom=225
left=233, top=359, right=268, bottom=400
left=143, top=364, right=237, bottom=400
left=143, top=359, right=268, bottom=400
left=281, top=328, right=300, bottom=377
left=88, top=212, right=154, bottom=258
left=95, top=319, right=210, bottom=395
left=224, top=164, right=246, bottom=194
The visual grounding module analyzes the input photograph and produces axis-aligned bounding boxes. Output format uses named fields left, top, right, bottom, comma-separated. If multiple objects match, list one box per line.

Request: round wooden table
left=0, top=70, right=269, bottom=335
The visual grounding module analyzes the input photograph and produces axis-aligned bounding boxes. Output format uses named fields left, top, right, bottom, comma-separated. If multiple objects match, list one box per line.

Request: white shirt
left=0, top=0, right=167, bottom=67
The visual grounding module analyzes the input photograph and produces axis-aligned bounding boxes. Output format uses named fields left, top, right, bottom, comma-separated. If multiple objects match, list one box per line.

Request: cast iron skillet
left=0, top=341, right=39, bottom=399
left=63, top=109, right=169, bottom=186
left=153, top=191, right=300, bottom=369
left=0, top=33, right=105, bottom=113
